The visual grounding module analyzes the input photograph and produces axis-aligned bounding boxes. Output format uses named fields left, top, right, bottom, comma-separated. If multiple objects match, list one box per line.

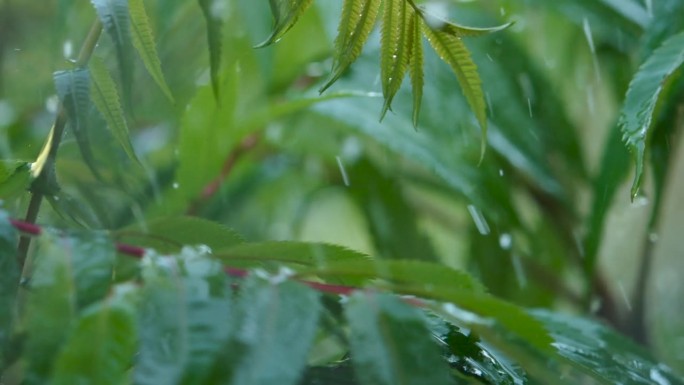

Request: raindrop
left=633, top=196, right=649, bottom=207
left=617, top=281, right=632, bottom=311
left=62, top=40, right=73, bottom=59
left=498, top=169, right=504, bottom=177
left=485, top=92, right=494, bottom=118
left=172, top=182, right=180, bottom=189
left=499, top=233, right=512, bottom=250
left=486, top=53, right=494, bottom=62
left=527, top=98, right=533, bottom=117
left=467, top=205, right=490, bottom=235
left=0, top=100, right=16, bottom=126
left=336, top=156, right=350, bottom=186
left=650, top=368, right=671, bottom=385
left=500, top=7, right=505, bottom=16
left=648, top=232, right=659, bottom=242
left=511, top=254, right=527, bottom=288
left=582, top=18, right=596, bottom=53
left=45, top=95, right=59, bottom=113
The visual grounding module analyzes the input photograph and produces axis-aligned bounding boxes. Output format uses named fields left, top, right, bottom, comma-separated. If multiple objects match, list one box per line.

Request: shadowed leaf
left=198, top=0, right=223, bottom=99
left=256, top=0, right=315, bottom=47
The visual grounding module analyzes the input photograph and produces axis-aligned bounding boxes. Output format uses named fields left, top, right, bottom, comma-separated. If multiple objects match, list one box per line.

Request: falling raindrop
left=336, top=156, right=350, bottom=187
left=633, top=195, right=649, bottom=207
left=172, top=182, right=180, bottom=189
left=498, top=169, right=504, bottom=177
left=467, top=205, right=490, bottom=235
left=527, top=98, right=533, bottom=117
left=485, top=92, right=494, bottom=118
left=45, top=95, right=59, bottom=113
left=499, top=233, right=512, bottom=250
left=617, top=281, right=632, bottom=312
left=582, top=18, right=596, bottom=53
left=486, top=53, right=494, bottom=62
left=511, top=254, right=527, bottom=288
left=62, top=40, right=73, bottom=59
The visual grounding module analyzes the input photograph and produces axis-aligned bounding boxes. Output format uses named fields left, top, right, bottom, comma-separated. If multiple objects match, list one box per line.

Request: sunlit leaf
left=90, top=0, right=133, bottom=105
left=0, top=211, right=19, bottom=369
left=407, top=10, right=424, bottom=127
left=198, top=0, right=223, bottom=99
left=345, top=292, right=454, bottom=385
left=618, top=30, right=684, bottom=199
left=256, top=0, right=315, bottom=47
left=422, top=23, right=488, bottom=160
left=129, top=0, right=174, bottom=102
left=89, top=55, right=139, bottom=163
left=319, top=0, right=382, bottom=92
left=51, top=285, right=138, bottom=385
left=379, top=0, right=411, bottom=119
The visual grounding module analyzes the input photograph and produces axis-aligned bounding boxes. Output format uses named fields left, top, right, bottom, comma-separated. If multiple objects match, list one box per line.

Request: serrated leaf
left=345, top=292, right=454, bottom=385
left=51, top=285, right=138, bottom=385
left=54, top=69, right=101, bottom=178
left=0, top=210, right=19, bottom=368
left=115, top=216, right=244, bottom=254
left=407, top=10, right=424, bottom=127
left=422, top=23, right=488, bottom=160
left=320, top=0, right=382, bottom=92
left=217, top=277, right=321, bottom=385
left=89, top=55, right=139, bottom=163
left=0, top=160, right=32, bottom=199
left=379, top=0, right=411, bottom=120
left=198, top=0, right=223, bottom=99
left=90, top=0, right=133, bottom=106
left=129, top=0, right=174, bottom=102
left=618, top=30, right=684, bottom=199
left=256, top=0, right=315, bottom=47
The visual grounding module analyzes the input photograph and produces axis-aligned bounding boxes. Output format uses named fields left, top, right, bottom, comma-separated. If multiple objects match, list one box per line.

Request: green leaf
left=198, top=0, right=223, bottom=99
left=0, top=210, right=19, bottom=369
left=128, top=0, right=174, bottom=102
left=115, top=216, right=244, bottom=254
left=420, top=11, right=513, bottom=38
left=407, top=10, right=424, bottom=127
left=422, top=22, right=488, bottom=160
left=0, top=160, right=32, bottom=200
left=320, top=0, right=382, bottom=92
left=256, top=0, right=315, bottom=47
left=51, top=285, right=138, bottom=385
left=531, top=309, right=684, bottom=385
left=89, top=55, right=139, bottom=163
left=379, top=0, right=411, bottom=119
left=345, top=292, right=454, bottom=385
left=90, top=0, right=133, bottom=106
left=54, top=69, right=100, bottom=178
left=618, top=30, right=684, bottom=199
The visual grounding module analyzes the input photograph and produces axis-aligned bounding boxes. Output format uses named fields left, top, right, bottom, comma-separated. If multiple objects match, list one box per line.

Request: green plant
left=1, top=0, right=684, bottom=384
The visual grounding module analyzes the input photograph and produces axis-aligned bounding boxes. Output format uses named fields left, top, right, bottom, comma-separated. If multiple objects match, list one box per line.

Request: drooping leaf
left=319, top=0, right=382, bottom=92
left=198, top=0, right=224, bottom=99
left=54, top=69, right=100, bottom=178
left=0, top=210, right=20, bottom=369
left=89, top=55, right=139, bottom=163
left=128, top=0, right=174, bottom=102
left=422, top=23, right=488, bottom=159
left=211, top=276, right=321, bottom=385
left=420, top=11, right=513, bottom=38
left=0, top=160, right=32, bottom=200
left=115, top=216, right=244, bottom=254
left=51, top=284, right=138, bottom=385
left=345, top=292, right=454, bottom=385
left=618, top=30, right=684, bottom=199
left=379, top=0, right=411, bottom=119
left=256, top=0, right=315, bottom=47
left=407, top=10, right=424, bottom=127
left=90, top=0, right=134, bottom=106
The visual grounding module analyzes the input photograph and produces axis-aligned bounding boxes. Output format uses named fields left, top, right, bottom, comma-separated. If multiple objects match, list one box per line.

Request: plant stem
left=16, top=19, right=103, bottom=269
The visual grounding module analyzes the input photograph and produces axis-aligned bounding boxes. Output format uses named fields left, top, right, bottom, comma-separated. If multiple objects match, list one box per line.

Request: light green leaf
left=420, top=10, right=513, bottom=38
left=90, top=0, right=133, bottom=104
left=345, top=292, right=454, bottom=385
left=0, top=210, right=19, bottom=369
left=115, top=216, right=244, bottom=254
left=256, top=0, right=315, bottom=47
left=407, top=10, right=424, bottom=127
left=0, top=160, right=32, bottom=200
left=320, top=0, right=382, bottom=92
left=129, top=0, right=174, bottom=102
left=198, top=0, right=223, bottom=99
left=618, top=30, right=684, bottom=199
left=51, top=285, right=138, bottom=385
left=422, top=23, right=488, bottom=160
left=379, top=0, right=412, bottom=120
left=54, top=69, right=100, bottom=178
left=89, top=55, right=139, bottom=163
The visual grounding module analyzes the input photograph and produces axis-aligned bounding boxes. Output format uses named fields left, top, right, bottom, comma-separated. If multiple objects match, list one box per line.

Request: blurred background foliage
left=1, top=0, right=684, bottom=376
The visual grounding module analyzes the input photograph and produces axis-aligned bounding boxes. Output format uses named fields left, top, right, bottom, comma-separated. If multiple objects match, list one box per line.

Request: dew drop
left=499, top=233, right=512, bottom=250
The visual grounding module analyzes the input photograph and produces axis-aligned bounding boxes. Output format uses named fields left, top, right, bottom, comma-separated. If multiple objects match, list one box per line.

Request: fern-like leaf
left=89, top=56, right=139, bottom=163
left=198, top=0, right=223, bottom=100
left=422, top=23, right=488, bottom=159
left=54, top=69, right=100, bottom=178
left=379, top=0, right=412, bottom=120
left=320, top=0, right=382, bottom=92
left=421, top=10, right=513, bottom=38
left=256, top=0, right=316, bottom=47
left=407, top=9, right=423, bottom=127
left=129, top=0, right=174, bottom=102
left=618, top=30, right=684, bottom=199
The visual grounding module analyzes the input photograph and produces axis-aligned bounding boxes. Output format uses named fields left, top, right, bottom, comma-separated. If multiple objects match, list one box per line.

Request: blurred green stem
left=16, top=19, right=103, bottom=270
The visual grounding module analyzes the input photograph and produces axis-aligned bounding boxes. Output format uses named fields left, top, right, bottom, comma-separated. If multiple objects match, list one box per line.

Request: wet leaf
left=619, top=30, right=684, bottom=199
left=407, top=10, right=424, bottom=127
left=379, top=0, right=411, bottom=119
left=256, top=0, right=315, bottom=47
left=129, top=0, right=174, bottom=102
